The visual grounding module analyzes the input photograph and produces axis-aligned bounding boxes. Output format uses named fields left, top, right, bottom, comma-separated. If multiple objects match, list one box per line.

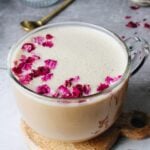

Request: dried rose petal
left=112, top=75, right=122, bottom=82
left=19, top=74, right=33, bottom=85
left=32, top=55, right=41, bottom=60
left=72, top=84, right=83, bottom=97
left=126, top=21, right=140, bottom=28
left=31, top=66, right=50, bottom=77
left=36, top=84, right=50, bottom=95
left=97, top=83, right=109, bottom=92
left=71, top=76, right=80, bottom=82
left=12, top=55, right=35, bottom=76
left=21, top=43, right=35, bottom=52
left=22, top=62, right=32, bottom=70
left=125, top=16, right=131, bottom=19
left=19, top=56, right=35, bottom=71
left=42, top=41, right=54, bottom=48
left=65, top=76, right=80, bottom=87
left=33, top=36, right=44, bottom=45
left=41, top=73, right=53, bottom=81
left=46, top=34, right=53, bottom=40
left=83, top=84, right=91, bottom=95
left=26, top=57, right=35, bottom=64
left=105, top=76, right=114, bottom=84
left=55, top=85, right=72, bottom=98
left=31, top=69, right=40, bottom=78
left=105, top=75, right=122, bottom=84
left=37, top=66, right=50, bottom=75
left=144, top=23, right=150, bottom=29
left=130, top=5, right=140, bottom=10
left=12, top=66, right=22, bottom=76
left=52, top=92, right=60, bottom=98
left=44, top=59, right=57, bottom=69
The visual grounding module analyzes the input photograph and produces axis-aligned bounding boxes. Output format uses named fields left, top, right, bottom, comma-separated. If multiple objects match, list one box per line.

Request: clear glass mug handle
left=125, top=37, right=150, bottom=75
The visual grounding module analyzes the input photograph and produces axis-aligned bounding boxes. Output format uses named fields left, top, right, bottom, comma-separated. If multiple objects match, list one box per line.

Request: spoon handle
left=38, top=0, right=75, bottom=25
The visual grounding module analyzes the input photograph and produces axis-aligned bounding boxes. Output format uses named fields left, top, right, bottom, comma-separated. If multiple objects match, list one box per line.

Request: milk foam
left=11, top=24, right=128, bottom=95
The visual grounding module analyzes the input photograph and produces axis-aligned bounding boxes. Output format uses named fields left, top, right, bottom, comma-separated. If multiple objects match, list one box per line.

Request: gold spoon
left=20, top=0, right=75, bottom=31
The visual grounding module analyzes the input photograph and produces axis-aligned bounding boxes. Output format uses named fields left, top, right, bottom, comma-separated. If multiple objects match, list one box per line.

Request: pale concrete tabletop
left=0, top=0, right=150, bottom=149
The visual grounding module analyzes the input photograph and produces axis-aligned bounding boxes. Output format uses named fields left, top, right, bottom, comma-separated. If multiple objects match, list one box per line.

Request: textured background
left=0, top=0, right=150, bottom=149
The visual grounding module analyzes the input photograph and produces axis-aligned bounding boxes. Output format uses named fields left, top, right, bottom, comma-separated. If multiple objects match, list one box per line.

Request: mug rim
left=7, top=21, right=131, bottom=105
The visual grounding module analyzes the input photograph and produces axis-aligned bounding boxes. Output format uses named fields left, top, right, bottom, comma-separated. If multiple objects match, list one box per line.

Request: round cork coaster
left=21, top=111, right=150, bottom=150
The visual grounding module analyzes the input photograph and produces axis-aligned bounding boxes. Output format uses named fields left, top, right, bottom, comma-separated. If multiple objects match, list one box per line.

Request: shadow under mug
left=7, top=22, right=150, bottom=142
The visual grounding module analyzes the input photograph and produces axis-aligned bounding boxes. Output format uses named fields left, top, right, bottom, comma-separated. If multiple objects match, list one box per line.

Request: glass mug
left=7, top=22, right=150, bottom=142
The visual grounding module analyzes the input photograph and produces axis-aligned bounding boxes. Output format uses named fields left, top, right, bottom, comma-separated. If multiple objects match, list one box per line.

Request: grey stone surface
left=0, top=0, right=150, bottom=149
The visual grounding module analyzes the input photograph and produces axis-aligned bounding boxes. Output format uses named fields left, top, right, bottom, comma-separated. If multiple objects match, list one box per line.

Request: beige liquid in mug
left=10, top=24, right=129, bottom=142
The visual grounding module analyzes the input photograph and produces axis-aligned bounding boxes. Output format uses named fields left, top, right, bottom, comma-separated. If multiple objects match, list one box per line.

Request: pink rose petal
left=19, top=56, right=36, bottom=71
left=72, top=84, right=83, bottom=98
left=65, top=76, right=80, bottom=87
left=33, top=36, right=45, bottom=45
left=36, top=84, right=50, bottom=95
left=12, top=66, right=23, bottom=76
left=41, top=73, right=53, bottom=81
left=126, top=21, right=140, bottom=28
left=105, top=75, right=122, bottom=84
left=32, top=55, right=41, bottom=60
left=97, top=83, right=109, bottom=92
left=46, top=34, right=53, bottom=40
left=105, top=76, right=114, bottom=84
left=26, top=57, right=35, bottom=64
left=42, top=41, right=54, bottom=48
left=144, top=23, right=150, bottom=29
left=22, top=43, right=35, bottom=52
left=83, top=84, right=91, bottom=95
left=19, top=74, right=33, bottom=85
left=54, top=85, right=72, bottom=98
left=22, top=62, right=32, bottom=70
left=31, top=66, right=50, bottom=77
left=44, top=59, right=57, bottom=69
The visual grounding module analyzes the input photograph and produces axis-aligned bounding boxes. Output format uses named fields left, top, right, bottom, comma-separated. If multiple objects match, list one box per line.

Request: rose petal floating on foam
left=41, top=73, right=53, bottom=81
left=72, top=84, right=83, bottom=97
left=105, top=75, right=122, bottom=84
left=46, top=34, right=53, bottom=40
left=83, top=84, right=91, bottom=95
left=19, top=74, right=33, bottom=85
left=97, top=83, right=109, bottom=92
left=42, top=41, right=54, bottom=48
left=44, top=59, right=57, bottom=69
left=54, top=85, right=72, bottom=98
left=21, top=43, right=35, bottom=52
left=12, top=65, right=23, bottom=76
left=31, top=66, right=50, bottom=78
left=65, top=76, right=80, bottom=87
left=36, top=84, right=50, bottom=95
left=33, top=36, right=45, bottom=45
